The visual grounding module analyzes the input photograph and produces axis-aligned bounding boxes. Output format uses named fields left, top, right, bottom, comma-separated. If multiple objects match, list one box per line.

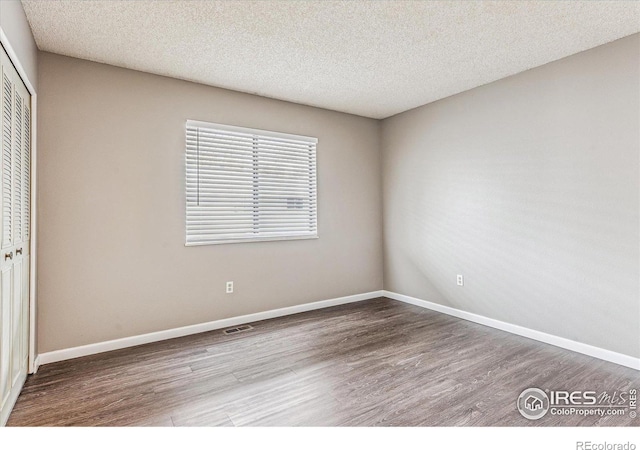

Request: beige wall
left=382, top=34, right=640, bottom=358
left=37, top=52, right=383, bottom=353
left=0, top=0, right=38, bottom=90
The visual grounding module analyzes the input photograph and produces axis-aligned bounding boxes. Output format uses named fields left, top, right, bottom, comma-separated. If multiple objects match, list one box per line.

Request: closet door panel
left=0, top=45, right=31, bottom=426
left=0, top=266, right=12, bottom=412
left=20, top=96, right=29, bottom=373
left=0, top=55, right=13, bottom=416
left=10, top=258, right=21, bottom=386
left=20, top=255, right=29, bottom=369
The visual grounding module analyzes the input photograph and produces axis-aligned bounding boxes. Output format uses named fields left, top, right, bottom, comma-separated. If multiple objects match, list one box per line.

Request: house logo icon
left=517, top=388, right=550, bottom=420
left=525, top=395, right=543, bottom=411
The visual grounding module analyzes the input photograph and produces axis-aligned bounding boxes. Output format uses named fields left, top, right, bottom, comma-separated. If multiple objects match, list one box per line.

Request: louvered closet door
left=0, top=45, right=31, bottom=427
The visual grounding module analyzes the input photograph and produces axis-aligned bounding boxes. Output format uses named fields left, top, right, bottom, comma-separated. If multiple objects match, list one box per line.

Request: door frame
left=0, top=29, right=38, bottom=374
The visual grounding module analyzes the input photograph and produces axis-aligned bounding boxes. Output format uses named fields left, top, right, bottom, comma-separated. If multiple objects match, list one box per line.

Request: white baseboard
left=38, top=290, right=384, bottom=366
left=37, top=289, right=639, bottom=371
left=384, top=290, right=640, bottom=371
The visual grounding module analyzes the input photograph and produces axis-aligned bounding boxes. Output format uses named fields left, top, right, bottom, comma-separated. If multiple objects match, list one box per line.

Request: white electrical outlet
left=226, top=281, right=234, bottom=294
left=456, top=274, right=464, bottom=286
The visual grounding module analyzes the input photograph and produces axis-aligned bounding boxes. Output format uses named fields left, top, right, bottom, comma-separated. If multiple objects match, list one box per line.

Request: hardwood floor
left=7, top=297, right=640, bottom=426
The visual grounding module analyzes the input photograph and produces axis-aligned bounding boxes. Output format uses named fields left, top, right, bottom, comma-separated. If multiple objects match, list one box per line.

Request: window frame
left=185, top=120, right=319, bottom=246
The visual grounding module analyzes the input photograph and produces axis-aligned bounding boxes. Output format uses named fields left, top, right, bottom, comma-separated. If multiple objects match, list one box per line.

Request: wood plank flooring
left=7, top=297, right=640, bottom=426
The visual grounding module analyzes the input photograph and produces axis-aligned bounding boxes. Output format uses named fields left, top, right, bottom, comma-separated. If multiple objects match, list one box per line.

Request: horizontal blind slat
left=186, top=152, right=312, bottom=169
left=187, top=134, right=313, bottom=152
left=188, top=170, right=316, bottom=182
left=188, top=143, right=313, bottom=162
left=187, top=179, right=313, bottom=189
left=188, top=156, right=313, bottom=173
left=188, top=187, right=315, bottom=195
left=187, top=125, right=316, bottom=146
left=187, top=207, right=316, bottom=213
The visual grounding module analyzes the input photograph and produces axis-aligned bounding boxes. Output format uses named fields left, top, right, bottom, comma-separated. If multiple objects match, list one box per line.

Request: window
left=185, top=120, right=318, bottom=245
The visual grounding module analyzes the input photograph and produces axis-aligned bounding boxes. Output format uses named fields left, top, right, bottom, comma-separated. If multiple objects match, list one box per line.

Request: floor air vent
left=223, top=324, right=254, bottom=335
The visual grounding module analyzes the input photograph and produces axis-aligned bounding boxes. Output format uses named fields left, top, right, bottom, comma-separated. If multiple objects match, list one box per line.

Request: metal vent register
left=223, top=324, right=254, bottom=335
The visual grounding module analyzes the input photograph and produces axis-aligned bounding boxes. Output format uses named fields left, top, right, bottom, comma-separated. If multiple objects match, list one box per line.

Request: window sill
left=185, top=234, right=319, bottom=246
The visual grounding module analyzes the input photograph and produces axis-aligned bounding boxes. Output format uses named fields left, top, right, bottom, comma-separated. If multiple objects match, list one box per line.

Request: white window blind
left=186, top=120, right=318, bottom=245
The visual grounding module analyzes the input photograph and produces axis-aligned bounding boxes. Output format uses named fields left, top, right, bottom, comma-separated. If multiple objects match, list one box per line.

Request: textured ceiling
left=21, top=0, right=640, bottom=119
